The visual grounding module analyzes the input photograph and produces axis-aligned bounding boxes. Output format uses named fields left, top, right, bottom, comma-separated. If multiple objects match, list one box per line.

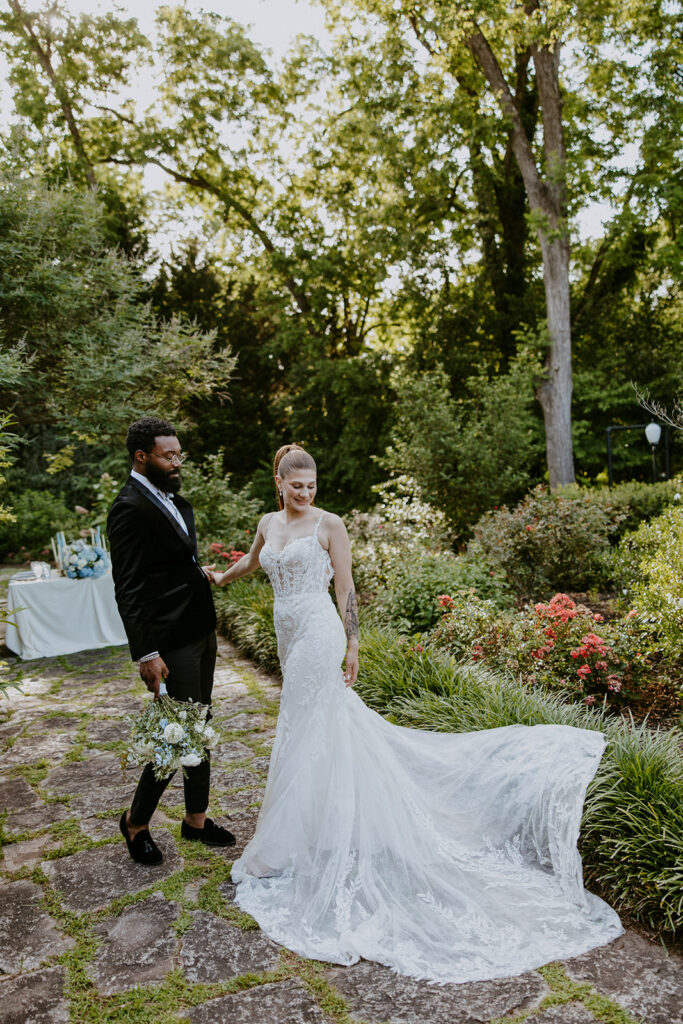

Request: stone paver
left=91, top=892, right=179, bottom=994
left=0, top=881, right=74, bottom=973
left=189, top=978, right=330, bottom=1024
left=41, top=835, right=183, bottom=911
left=1, top=634, right=680, bottom=1024
left=85, top=719, right=124, bottom=743
left=1, top=833, right=59, bottom=871
left=325, top=960, right=548, bottom=1023
left=3, top=799, right=70, bottom=835
left=0, top=966, right=70, bottom=1024
left=0, top=775, right=44, bottom=811
left=180, top=910, right=281, bottom=982
left=564, top=931, right=683, bottom=1024
left=4, top=733, right=75, bottom=765
left=44, top=753, right=127, bottom=795
left=214, top=739, right=254, bottom=764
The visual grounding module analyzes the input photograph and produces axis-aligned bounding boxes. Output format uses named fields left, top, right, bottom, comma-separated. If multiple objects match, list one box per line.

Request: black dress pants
left=129, top=630, right=217, bottom=825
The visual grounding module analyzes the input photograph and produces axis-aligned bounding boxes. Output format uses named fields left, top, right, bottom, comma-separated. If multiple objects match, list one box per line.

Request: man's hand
left=139, top=656, right=169, bottom=698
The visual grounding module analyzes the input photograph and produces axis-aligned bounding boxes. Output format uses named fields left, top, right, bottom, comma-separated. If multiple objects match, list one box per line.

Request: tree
left=0, top=175, right=235, bottom=479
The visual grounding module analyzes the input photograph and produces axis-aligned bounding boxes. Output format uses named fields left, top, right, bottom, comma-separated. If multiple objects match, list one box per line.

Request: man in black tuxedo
left=108, top=417, right=235, bottom=864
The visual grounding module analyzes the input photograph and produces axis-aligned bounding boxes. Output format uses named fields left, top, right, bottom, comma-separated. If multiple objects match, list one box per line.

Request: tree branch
left=8, top=0, right=97, bottom=186
left=105, top=153, right=311, bottom=315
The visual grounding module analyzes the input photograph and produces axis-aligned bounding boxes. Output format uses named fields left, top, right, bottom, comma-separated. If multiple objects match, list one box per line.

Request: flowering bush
left=345, top=475, right=451, bottom=596
left=124, top=691, right=219, bottom=781
left=207, top=540, right=246, bottom=566
left=430, top=592, right=649, bottom=707
left=470, top=485, right=624, bottom=597
left=61, top=538, right=109, bottom=579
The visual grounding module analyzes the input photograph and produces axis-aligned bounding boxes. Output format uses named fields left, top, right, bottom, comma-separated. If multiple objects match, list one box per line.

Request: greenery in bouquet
left=62, top=538, right=109, bottom=578
left=124, top=692, right=219, bottom=781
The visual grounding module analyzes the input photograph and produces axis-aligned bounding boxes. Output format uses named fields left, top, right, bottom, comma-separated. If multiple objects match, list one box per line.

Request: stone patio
left=0, top=635, right=681, bottom=1024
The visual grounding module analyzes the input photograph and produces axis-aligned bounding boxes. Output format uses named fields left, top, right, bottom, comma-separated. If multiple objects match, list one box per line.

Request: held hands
left=139, top=656, right=169, bottom=699
left=201, top=563, right=224, bottom=586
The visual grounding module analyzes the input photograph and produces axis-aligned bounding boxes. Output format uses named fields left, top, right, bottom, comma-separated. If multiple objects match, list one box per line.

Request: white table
left=5, top=570, right=128, bottom=660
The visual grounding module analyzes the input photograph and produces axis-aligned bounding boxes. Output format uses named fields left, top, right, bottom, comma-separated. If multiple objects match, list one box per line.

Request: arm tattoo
left=344, top=589, right=359, bottom=641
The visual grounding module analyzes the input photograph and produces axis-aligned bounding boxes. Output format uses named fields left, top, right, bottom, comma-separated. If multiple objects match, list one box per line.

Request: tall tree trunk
left=466, top=29, right=576, bottom=487
left=537, top=232, right=574, bottom=484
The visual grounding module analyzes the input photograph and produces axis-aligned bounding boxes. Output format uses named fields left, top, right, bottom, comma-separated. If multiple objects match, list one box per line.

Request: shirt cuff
left=138, top=651, right=160, bottom=664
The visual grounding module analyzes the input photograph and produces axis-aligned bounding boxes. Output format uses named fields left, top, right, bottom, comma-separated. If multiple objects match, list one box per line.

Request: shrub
left=0, top=488, right=79, bottom=560
left=593, top=478, right=683, bottom=539
left=614, top=505, right=683, bottom=662
left=346, top=474, right=451, bottom=596
left=368, top=550, right=510, bottom=634
left=430, top=592, right=649, bottom=708
left=471, top=485, right=624, bottom=597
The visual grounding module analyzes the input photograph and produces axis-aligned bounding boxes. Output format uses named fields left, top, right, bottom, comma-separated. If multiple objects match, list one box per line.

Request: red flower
left=584, top=695, right=597, bottom=706
left=209, top=541, right=224, bottom=553
left=437, top=594, right=455, bottom=609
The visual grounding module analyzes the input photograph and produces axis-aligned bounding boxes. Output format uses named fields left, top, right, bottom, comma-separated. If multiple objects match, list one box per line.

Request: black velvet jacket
left=107, top=476, right=216, bottom=661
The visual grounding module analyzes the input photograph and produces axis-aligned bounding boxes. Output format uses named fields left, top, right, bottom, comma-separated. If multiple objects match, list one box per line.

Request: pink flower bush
left=432, top=592, right=646, bottom=707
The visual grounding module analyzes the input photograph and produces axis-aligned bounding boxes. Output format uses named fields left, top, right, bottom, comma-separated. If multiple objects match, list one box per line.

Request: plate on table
left=10, top=571, right=39, bottom=582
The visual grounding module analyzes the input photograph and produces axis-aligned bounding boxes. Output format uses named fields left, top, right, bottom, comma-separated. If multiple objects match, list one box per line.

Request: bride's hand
left=201, top=563, right=221, bottom=585
left=343, top=647, right=358, bottom=687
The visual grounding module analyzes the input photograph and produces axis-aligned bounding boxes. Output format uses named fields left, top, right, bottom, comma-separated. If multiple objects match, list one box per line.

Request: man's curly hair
left=125, top=417, right=177, bottom=461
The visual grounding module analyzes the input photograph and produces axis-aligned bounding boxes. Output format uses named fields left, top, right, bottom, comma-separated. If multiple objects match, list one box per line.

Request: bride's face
left=278, top=469, right=317, bottom=511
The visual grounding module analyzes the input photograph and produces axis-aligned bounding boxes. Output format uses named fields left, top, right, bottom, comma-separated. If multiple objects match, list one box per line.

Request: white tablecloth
left=5, top=570, right=128, bottom=660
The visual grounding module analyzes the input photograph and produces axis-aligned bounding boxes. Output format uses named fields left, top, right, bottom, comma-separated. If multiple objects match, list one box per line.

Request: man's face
left=138, top=435, right=183, bottom=493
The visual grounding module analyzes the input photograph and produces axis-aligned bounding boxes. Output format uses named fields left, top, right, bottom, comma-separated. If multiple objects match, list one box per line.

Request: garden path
left=0, top=632, right=681, bottom=1024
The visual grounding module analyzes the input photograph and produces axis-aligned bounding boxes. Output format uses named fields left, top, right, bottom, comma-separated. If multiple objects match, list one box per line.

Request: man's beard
left=145, top=462, right=182, bottom=494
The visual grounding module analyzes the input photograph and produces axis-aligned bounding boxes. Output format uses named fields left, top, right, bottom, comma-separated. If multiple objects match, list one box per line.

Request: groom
left=108, top=416, right=235, bottom=864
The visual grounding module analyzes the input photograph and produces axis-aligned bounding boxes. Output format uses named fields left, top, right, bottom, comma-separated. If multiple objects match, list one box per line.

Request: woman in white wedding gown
left=209, top=444, right=622, bottom=984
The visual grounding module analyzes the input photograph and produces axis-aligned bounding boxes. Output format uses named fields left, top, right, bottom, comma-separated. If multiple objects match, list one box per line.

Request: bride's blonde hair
left=273, top=444, right=317, bottom=510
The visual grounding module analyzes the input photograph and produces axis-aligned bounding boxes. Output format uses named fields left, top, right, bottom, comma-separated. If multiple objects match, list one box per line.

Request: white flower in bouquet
left=162, top=722, right=185, bottom=744
left=202, top=725, right=219, bottom=748
left=179, top=752, right=202, bottom=766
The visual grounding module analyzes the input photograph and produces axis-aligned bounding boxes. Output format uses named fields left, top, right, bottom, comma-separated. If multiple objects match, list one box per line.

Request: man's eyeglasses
left=157, top=452, right=188, bottom=466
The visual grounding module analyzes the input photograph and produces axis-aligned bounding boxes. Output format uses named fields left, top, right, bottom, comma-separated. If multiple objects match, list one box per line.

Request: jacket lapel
left=127, top=477, right=196, bottom=553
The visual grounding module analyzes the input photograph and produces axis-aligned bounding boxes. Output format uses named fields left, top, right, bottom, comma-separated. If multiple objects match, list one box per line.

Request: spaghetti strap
left=313, top=510, right=325, bottom=537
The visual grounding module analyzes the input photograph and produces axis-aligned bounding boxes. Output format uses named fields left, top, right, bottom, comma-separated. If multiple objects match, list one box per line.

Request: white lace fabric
left=231, top=519, right=623, bottom=983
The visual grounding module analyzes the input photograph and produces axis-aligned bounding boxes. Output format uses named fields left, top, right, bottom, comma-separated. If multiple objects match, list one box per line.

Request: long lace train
left=231, top=519, right=622, bottom=983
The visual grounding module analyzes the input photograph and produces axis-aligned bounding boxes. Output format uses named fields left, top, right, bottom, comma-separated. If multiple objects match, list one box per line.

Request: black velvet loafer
left=181, top=816, right=236, bottom=847
left=119, top=811, right=163, bottom=865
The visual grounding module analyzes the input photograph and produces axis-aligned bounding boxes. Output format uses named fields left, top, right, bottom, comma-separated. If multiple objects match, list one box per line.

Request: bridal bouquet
left=124, top=692, right=220, bottom=781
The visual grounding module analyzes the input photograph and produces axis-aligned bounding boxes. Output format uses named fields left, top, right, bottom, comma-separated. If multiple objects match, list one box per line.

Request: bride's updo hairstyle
left=273, top=444, right=316, bottom=510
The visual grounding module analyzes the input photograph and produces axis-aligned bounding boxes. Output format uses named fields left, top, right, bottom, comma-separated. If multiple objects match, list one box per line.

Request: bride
left=207, top=443, right=622, bottom=984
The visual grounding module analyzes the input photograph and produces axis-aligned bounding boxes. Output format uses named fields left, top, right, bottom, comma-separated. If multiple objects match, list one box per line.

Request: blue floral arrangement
left=63, top=538, right=110, bottom=578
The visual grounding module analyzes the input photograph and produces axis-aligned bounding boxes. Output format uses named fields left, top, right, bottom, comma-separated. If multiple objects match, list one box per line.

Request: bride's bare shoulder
left=257, top=511, right=279, bottom=538
left=317, top=510, right=346, bottom=536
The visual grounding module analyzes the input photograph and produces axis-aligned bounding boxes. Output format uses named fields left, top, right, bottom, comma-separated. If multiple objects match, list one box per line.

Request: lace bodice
left=259, top=512, right=334, bottom=599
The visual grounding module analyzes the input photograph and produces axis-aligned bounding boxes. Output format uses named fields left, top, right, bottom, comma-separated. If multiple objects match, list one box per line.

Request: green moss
left=11, top=758, right=50, bottom=785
